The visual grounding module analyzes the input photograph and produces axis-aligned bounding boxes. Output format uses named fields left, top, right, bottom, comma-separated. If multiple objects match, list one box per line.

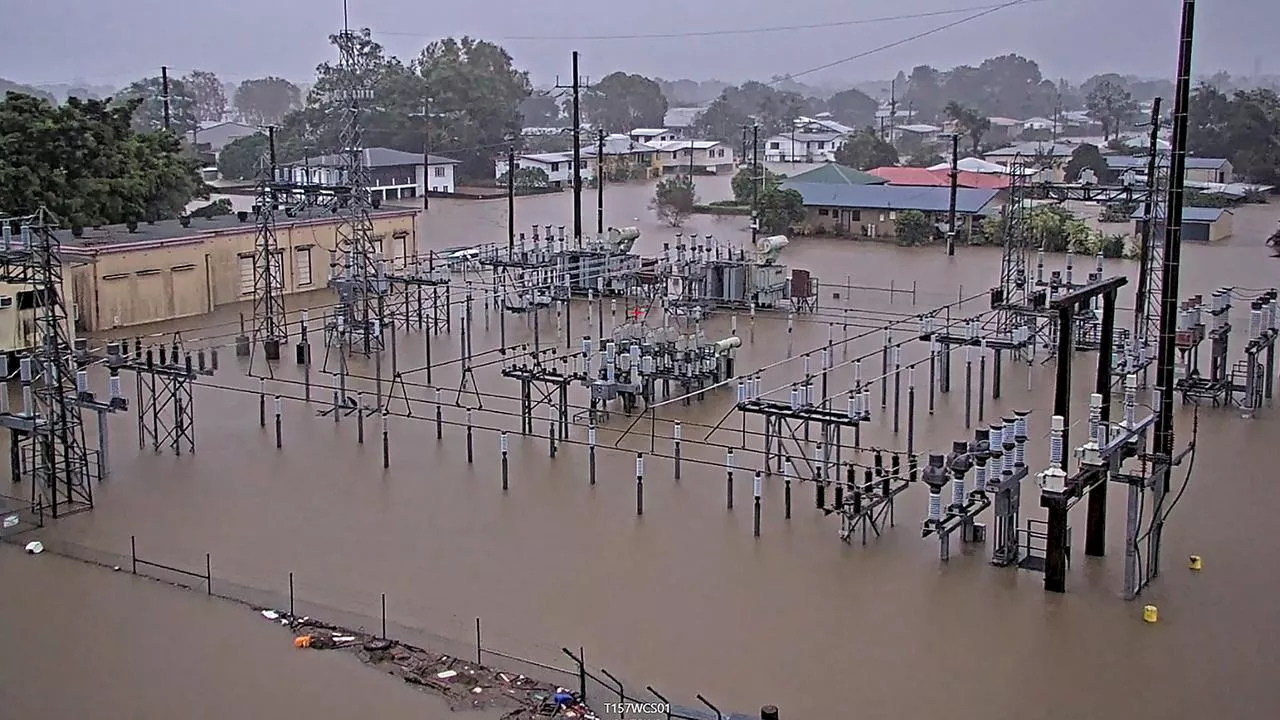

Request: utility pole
left=1052, top=92, right=1062, bottom=143
left=554, top=52, right=585, bottom=244
left=687, top=138, right=695, bottom=178
left=506, top=144, right=516, bottom=253
left=160, top=65, right=172, bottom=131
left=596, top=129, right=605, bottom=234
left=947, top=133, right=960, bottom=256
left=422, top=95, right=432, bottom=211
left=751, top=124, right=760, bottom=245
left=888, top=78, right=898, bottom=143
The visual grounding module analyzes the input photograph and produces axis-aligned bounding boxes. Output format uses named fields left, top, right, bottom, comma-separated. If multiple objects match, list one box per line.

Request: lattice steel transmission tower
left=251, top=126, right=288, bottom=364
left=1131, top=98, right=1170, bottom=385
left=326, top=7, right=386, bottom=359
left=994, top=156, right=1033, bottom=337
left=0, top=209, right=96, bottom=518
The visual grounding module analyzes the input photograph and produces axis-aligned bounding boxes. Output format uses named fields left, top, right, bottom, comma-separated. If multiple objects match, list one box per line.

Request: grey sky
left=2, top=0, right=1273, bottom=91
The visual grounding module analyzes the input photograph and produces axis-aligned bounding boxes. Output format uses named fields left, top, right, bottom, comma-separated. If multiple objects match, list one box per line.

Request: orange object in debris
left=294, top=635, right=312, bottom=648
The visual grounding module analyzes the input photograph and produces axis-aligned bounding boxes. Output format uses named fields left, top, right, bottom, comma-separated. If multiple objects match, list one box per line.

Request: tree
left=1085, top=80, right=1136, bottom=140
left=731, top=166, right=784, bottom=204
left=1188, top=85, right=1280, bottom=185
left=0, top=78, right=56, bottom=103
left=904, top=150, right=946, bottom=168
left=833, top=129, right=898, bottom=169
left=1063, top=144, right=1114, bottom=183
left=584, top=72, right=668, bottom=132
left=519, top=93, right=562, bottom=127
left=945, top=101, right=991, bottom=153
left=0, top=93, right=206, bottom=225
left=825, top=88, right=879, bottom=129
left=183, top=70, right=227, bottom=123
left=114, top=75, right=198, bottom=134
left=895, top=209, right=933, bottom=246
left=903, top=65, right=943, bottom=122
left=756, top=188, right=805, bottom=234
left=497, top=166, right=550, bottom=189
left=233, top=77, right=300, bottom=125
left=650, top=177, right=696, bottom=227
left=217, top=133, right=269, bottom=180
left=692, top=82, right=819, bottom=142
left=413, top=37, right=532, bottom=180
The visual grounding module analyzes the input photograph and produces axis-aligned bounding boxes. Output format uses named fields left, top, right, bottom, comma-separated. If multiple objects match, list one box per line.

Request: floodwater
left=4, top=173, right=1280, bottom=719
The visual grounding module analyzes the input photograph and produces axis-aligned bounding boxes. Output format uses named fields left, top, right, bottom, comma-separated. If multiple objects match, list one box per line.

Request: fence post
left=696, top=694, right=723, bottom=720
left=130, top=535, right=137, bottom=574
left=289, top=571, right=295, bottom=618
left=600, top=668, right=625, bottom=705
left=475, top=617, right=482, bottom=665
left=647, top=686, right=674, bottom=720
left=561, top=648, right=587, bottom=701
left=205, top=553, right=212, bottom=596
left=380, top=593, right=387, bottom=639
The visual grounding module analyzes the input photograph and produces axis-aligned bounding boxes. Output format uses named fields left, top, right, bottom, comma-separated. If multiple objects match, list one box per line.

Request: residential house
left=492, top=152, right=595, bottom=188
left=893, top=123, right=944, bottom=145
left=1132, top=206, right=1234, bottom=242
left=868, top=166, right=1010, bottom=192
left=1022, top=117, right=1057, bottom=134
left=780, top=181, right=1000, bottom=239
left=982, top=142, right=1077, bottom=181
left=629, top=128, right=683, bottom=145
left=1105, top=155, right=1235, bottom=184
left=649, top=140, right=735, bottom=174
left=985, top=116, right=1023, bottom=143
left=289, top=147, right=460, bottom=200
left=582, top=134, right=660, bottom=180
left=784, top=164, right=887, bottom=186
left=191, top=120, right=259, bottom=158
left=663, top=107, right=706, bottom=137
left=926, top=157, right=1038, bottom=176
left=794, top=114, right=856, bottom=136
left=763, top=132, right=845, bottom=163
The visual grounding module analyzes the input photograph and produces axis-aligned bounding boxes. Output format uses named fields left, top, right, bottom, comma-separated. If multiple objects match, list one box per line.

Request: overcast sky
left=2, top=0, right=1273, bottom=90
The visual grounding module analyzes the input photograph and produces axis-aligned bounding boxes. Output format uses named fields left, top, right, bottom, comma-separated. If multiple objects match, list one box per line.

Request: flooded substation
left=3, top=166, right=1280, bottom=719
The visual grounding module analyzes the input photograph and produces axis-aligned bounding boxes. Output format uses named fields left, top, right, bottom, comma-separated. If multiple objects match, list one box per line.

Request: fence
left=5, top=531, right=757, bottom=720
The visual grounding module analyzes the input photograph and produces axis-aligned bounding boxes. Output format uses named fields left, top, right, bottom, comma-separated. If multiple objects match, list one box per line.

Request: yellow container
left=1188, top=555, right=1202, bottom=571
left=1143, top=605, right=1159, bottom=623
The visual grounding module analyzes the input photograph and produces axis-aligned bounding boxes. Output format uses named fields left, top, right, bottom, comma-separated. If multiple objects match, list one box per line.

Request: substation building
left=58, top=207, right=417, bottom=332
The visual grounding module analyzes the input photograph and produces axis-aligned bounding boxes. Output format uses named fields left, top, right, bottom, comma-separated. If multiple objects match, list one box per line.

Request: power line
left=373, top=2, right=1050, bottom=42
left=770, top=0, right=1036, bottom=84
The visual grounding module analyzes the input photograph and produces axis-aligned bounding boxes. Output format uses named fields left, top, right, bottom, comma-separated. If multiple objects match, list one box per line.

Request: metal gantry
left=250, top=126, right=288, bottom=365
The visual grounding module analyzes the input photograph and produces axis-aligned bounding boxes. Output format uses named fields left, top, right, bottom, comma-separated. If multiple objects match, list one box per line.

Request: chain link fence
left=4, top=530, right=756, bottom=720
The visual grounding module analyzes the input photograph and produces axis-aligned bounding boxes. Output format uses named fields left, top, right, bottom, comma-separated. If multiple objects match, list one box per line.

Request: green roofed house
left=780, top=180, right=1001, bottom=239
left=784, top=163, right=888, bottom=186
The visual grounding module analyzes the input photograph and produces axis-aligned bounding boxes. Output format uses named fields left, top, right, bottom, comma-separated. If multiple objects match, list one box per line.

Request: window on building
left=551, top=162, right=560, bottom=172
left=769, top=142, right=780, bottom=150
left=372, top=236, right=384, bottom=258
left=296, top=247, right=313, bottom=286
left=672, top=152, right=679, bottom=160
left=433, top=166, right=445, bottom=178
left=238, top=254, right=254, bottom=296
left=817, top=142, right=826, bottom=150
left=850, top=210, right=862, bottom=221
left=818, top=209, right=829, bottom=216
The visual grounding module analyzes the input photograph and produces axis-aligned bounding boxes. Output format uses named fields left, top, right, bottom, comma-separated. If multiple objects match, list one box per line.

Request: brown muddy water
left=4, top=174, right=1280, bottom=719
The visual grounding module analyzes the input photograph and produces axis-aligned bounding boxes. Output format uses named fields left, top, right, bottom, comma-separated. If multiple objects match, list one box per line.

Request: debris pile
left=257, top=609, right=599, bottom=718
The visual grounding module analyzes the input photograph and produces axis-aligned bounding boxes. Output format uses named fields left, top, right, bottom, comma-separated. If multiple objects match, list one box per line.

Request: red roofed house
left=868, top=167, right=1010, bottom=202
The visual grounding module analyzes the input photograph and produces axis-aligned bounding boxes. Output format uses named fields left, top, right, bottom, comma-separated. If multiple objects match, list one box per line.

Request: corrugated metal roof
left=984, top=142, right=1076, bottom=157
left=663, top=107, right=704, bottom=128
left=781, top=182, right=1000, bottom=213
left=786, top=164, right=887, bottom=185
left=1107, top=155, right=1230, bottom=170
left=300, top=147, right=459, bottom=167
left=1130, top=206, right=1228, bottom=223
left=869, top=166, right=1010, bottom=190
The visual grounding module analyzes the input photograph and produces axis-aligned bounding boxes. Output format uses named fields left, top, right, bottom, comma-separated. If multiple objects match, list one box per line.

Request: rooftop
left=1106, top=155, right=1231, bottom=170
left=293, top=147, right=460, bottom=168
left=52, top=205, right=417, bottom=252
left=663, top=106, right=704, bottom=128
left=868, top=166, right=1009, bottom=190
left=786, top=163, right=887, bottom=186
left=897, top=124, right=942, bottom=134
left=781, top=182, right=1000, bottom=214
left=1130, top=206, right=1229, bottom=223
left=768, top=131, right=845, bottom=143
left=984, top=142, right=1076, bottom=158
left=648, top=140, right=724, bottom=152
left=629, top=128, right=669, bottom=136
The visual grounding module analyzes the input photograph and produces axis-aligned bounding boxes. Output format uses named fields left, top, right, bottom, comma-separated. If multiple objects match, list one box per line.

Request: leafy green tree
left=0, top=94, right=206, bottom=226
left=1063, top=144, right=1114, bottom=183
left=731, top=166, right=784, bottom=204
left=756, top=188, right=805, bottom=234
left=497, top=166, right=550, bottom=189
left=825, top=88, right=878, bottom=128
left=233, top=77, right=301, bottom=125
left=217, top=133, right=269, bottom=180
left=114, top=75, right=198, bottom=134
left=0, top=79, right=56, bottom=103
left=1188, top=84, right=1280, bottom=184
left=413, top=36, right=532, bottom=180
left=833, top=129, right=898, bottom=169
left=692, top=82, right=818, bottom=142
left=945, top=101, right=991, bottom=153
left=903, top=65, right=944, bottom=122
left=1085, top=80, right=1137, bottom=140
left=183, top=70, right=227, bottom=122
left=519, top=93, right=562, bottom=126
left=584, top=72, right=668, bottom=132
left=894, top=209, right=933, bottom=246
left=650, top=176, right=697, bottom=227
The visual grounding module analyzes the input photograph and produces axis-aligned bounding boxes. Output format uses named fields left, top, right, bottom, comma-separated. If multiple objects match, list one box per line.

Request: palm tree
left=945, top=101, right=991, bottom=154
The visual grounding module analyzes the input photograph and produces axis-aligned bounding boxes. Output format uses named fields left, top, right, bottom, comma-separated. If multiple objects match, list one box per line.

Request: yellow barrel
left=1143, top=605, right=1159, bottom=623
left=1188, top=555, right=1202, bottom=571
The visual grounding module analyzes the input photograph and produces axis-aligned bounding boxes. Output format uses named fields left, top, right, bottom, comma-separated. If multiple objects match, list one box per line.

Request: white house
left=492, top=151, right=596, bottom=188
left=763, top=132, right=845, bottom=163
left=648, top=140, right=736, bottom=174
left=289, top=147, right=459, bottom=200
left=629, top=128, right=683, bottom=144
left=893, top=123, right=944, bottom=144
left=794, top=114, right=856, bottom=136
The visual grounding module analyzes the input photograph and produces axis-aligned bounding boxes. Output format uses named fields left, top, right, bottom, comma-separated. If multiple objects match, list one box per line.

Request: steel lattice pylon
left=251, top=128, right=287, bottom=364
left=1131, top=100, right=1171, bottom=385
left=0, top=209, right=96, bottom=518
left=996, top=156, right=1033, bottom=335
left=327, top=19, right=386, bottom=359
